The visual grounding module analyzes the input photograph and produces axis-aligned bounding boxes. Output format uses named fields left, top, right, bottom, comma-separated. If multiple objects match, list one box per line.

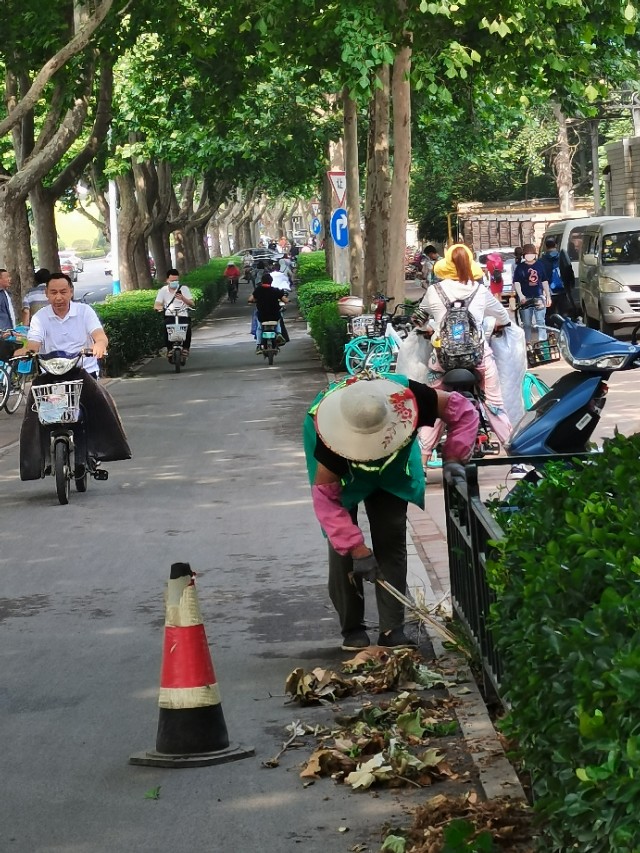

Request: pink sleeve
left=312, top=483, right=365, bottom=556
left=441, top=391, right=479, bottom=463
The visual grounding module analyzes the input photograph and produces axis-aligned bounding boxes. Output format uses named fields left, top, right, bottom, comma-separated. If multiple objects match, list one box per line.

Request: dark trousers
left=327, top=489, right=408, bottom=635
left=164, top=317, right=192, bottom=350
left=0, top=339, right=19, bottom=363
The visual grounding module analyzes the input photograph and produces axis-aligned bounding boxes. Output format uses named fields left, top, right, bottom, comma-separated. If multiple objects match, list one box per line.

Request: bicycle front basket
left=166, top=323, right=189, bottom=342
left=32, top=380, right=83, bottom=425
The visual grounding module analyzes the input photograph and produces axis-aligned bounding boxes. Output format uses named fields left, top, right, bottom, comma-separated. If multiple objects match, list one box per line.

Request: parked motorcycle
left=29, top=351, right=109, bottom=505
left=506, top=317, right=640, bottom=457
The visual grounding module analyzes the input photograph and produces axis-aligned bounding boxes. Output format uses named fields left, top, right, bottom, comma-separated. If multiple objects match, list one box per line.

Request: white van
left=539, top=216, right=620, bottom=307
left=578, top=216, right=640, bottom=334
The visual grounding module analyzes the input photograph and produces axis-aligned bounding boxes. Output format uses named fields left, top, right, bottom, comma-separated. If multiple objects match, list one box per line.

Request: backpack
left=549, top=258, right=564, bottom=293
left=433, top=281, right=484, bottom=372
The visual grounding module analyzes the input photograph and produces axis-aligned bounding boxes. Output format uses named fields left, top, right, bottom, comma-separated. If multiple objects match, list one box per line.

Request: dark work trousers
left=327, top=489, right=408, bottom=636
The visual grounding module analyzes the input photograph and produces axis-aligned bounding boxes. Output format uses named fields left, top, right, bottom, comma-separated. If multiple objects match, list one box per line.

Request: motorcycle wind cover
left=20, top=368, right=132, bottom=481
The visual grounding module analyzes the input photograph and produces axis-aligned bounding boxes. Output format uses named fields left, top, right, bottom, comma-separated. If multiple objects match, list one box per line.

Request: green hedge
left=94, top=259, right=230, bottom=375
left=296, top=279, right=349, bottom=318
left=488, top=433, right=640, bottom=852
left=296, top=250, right=327, bottom=282
left=306, top=301, right=349, bottom=371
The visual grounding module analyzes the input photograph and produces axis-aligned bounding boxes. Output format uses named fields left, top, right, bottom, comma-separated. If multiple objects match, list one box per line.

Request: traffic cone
left=129, top=562, right=254, bottom=768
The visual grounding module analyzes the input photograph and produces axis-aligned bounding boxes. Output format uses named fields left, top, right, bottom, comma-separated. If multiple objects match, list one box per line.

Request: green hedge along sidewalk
left=94, top=258, right=231, bottom=376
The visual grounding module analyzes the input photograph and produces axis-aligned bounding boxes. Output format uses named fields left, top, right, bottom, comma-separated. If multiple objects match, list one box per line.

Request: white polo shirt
left=270, top=270, right=291, bottom=292
left=28, top=301, right=103, bottom=375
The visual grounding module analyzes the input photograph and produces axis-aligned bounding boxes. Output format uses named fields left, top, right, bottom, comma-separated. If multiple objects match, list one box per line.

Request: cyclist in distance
left=154, top=269, right=195, bottom=363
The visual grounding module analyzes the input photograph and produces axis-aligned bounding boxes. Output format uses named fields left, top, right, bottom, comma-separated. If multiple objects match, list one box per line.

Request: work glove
left=443, top=462, right=467, bottom=485
left=352, top=553, right=379, bottom=583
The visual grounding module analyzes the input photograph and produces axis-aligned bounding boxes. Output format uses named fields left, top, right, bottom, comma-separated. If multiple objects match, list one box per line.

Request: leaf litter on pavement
left=276, top=646, right=536, bottom=850
left=279, top=648, right=469, bottom=790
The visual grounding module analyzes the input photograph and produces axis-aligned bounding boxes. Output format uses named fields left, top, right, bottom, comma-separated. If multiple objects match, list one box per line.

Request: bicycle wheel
left=363, top=340, right=395, bottom=373
left=54, top=440, right=71, bottom=505
left=344, top=336, right=383, bottom=375
left=0, top=364, right=10, bottom=410
left=522, top=372, right=551, bottom=409
left=3, top=367, right=26, bottom=414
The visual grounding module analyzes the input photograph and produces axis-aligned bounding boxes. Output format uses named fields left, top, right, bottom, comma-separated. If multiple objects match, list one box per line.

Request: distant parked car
left=59, top=250, right=84, bottom=273
left=104, top=252, right=156, bottom=278
left=235, top=247, right=284, bottom=263
left=59, top=257, right=78, bottom=282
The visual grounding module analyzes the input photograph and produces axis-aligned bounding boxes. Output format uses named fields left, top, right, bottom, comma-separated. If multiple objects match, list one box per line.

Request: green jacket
left=303, top=374, right=425, bottom=510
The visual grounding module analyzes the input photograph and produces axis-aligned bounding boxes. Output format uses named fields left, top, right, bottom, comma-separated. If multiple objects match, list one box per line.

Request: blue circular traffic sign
left=330, top=208, right=349, bottom=248
left=311, top=217, right=321, bottom=235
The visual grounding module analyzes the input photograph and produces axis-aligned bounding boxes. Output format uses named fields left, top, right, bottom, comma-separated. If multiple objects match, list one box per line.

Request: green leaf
left=396, top=710, right=427, bottom=737
left=381, top=835, right=407, bottom=853
left=144, top=786, right=161, bottom=800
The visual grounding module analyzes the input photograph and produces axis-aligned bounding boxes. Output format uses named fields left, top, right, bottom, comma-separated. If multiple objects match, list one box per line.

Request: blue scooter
left=506, top=317, right=640, bottom=456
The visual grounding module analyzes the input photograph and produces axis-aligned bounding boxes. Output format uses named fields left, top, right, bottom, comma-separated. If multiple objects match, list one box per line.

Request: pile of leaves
left=382, top=792, right=535, bottom=852
left=285, top=647, right=455, bottom=705
left=280, top=649, right=469, bottom=791
left=300, top=691, right=461, bottom=790
left=487, top=433, right=640, bottom=851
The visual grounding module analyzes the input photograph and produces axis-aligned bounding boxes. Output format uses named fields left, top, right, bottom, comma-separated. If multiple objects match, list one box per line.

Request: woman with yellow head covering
left=416, top=243, right=513, bottom=470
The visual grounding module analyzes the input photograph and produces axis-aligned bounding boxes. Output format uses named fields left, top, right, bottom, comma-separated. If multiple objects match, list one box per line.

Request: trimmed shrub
left=296, top=250, right=327, bottom=283
left=488, top=433, right=640, bottom=852
left=307, top=301, right=349, bottom=371
left=94, top=259, right=231, bottom=375
left=297, top=279, right=349, bottom=319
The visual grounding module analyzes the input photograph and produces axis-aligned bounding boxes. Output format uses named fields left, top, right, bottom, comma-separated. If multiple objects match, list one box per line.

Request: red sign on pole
left=327, top=171, right=347, bottom=207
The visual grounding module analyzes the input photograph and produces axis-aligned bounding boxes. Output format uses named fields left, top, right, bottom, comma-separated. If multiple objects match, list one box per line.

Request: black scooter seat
left=442, top=367, right=480, bottom=391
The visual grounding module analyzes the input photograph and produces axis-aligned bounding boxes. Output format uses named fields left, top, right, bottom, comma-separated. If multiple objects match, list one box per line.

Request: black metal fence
left=444, top=461, right=505, bottom=698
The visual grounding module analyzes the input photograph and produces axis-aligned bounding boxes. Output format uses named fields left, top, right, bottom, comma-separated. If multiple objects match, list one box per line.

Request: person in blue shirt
left=539, top=236, right=577, bottom=320
left=513, top=244, right=551, bottom=344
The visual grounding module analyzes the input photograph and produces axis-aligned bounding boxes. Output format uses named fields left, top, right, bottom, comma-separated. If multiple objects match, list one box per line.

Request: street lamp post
left=108, top=178, right=120, bottom=295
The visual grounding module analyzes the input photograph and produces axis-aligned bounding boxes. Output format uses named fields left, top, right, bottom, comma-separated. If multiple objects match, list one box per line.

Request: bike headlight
left=570, top=354, right=627, bottom=369
left=598, top=276, right=628, bottom=293
left=558, top=330, right=572, bottom=364
left=39, top=356, right=79, bottom=374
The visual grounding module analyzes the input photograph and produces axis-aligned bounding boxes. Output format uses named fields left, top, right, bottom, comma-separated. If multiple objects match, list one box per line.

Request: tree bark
left=30, top=184, right=59, bottom=269
left=590, top=120, right=603, bottom=215
left=115, top=171, right=146, bottom=290
left=364, top=65, right=391, bottom=301
left=0, top=0, right=113, bottom=139
left=208, top=221, right=222, bottom=257
left=553, top=103, right=574, bottom=213
left=343, top=88, right=364, bottom=297
left=0, top=189, right=34, bottom=311
left=388, top=28, right=412, bottom=307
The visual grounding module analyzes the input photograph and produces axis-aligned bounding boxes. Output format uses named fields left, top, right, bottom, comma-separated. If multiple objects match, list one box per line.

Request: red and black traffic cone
left=129, top=562, right=254, bottom=768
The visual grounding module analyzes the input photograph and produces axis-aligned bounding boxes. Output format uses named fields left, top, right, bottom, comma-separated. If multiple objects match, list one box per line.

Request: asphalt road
left=0, top=290, right=437, bottom=853
left=1, top=288, right=639, bottom=852
left=72, top=257, right=116, bottom=304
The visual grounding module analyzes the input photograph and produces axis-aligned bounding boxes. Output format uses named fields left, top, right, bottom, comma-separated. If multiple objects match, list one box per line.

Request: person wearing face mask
left=512, top=244, right=551, bottom=346
left=154, top=269, right=195, bottom=363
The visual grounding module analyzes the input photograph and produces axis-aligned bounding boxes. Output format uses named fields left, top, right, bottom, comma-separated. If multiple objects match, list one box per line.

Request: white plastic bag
left=489, top=324, right=527, bottom=426
left=394, top=330, right=432, bottom=383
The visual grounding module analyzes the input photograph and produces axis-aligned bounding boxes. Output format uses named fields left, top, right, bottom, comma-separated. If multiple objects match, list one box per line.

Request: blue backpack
left=550, top=259, right=564, bottom=293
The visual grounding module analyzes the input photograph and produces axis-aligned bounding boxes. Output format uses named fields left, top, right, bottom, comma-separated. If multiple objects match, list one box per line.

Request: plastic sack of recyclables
left=489, top=323, right=527, bottom=426
left=394, top=329, right=432, bottom=383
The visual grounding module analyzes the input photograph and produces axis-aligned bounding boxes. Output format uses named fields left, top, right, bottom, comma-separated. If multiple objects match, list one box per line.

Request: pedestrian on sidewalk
left=303, top=373, right=478, bottom=651
left=0, top=268, right=20, bottom=363
left=21, top=268, right=51, bottom=325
